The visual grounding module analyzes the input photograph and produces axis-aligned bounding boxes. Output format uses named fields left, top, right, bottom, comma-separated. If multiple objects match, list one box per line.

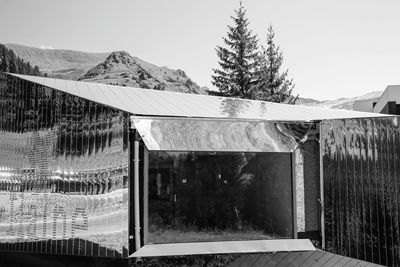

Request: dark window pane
left=148, top=151, right=293, bottom=243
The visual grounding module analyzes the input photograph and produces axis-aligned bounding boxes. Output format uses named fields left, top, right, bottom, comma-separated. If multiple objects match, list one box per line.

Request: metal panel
left=132, top=117, right=312, bottom=152
left=321, top=116, right=400, bottom=266
left=8, top=73, right=390, bottom=122
left=0, top=74, right=129, bottom=258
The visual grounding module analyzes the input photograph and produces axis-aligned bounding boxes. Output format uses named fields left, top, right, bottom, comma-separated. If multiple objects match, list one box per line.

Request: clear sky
left=0, top=0, right=399, bottom=100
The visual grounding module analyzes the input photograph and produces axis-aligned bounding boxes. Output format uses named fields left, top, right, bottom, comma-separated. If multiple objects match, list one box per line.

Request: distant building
left=354, top=85, right=400, bottom=114
left=352, top=99, right=377, bottom=112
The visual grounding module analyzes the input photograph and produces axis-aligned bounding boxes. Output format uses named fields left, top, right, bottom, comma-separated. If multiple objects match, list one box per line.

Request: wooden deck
left=228, top=250, right=383, bottom=267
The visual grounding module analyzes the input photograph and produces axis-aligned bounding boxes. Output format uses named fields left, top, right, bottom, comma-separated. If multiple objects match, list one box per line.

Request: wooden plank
left=333, top=256, right=353, bottom=266
left=275, top=251, right=305, bottom=267
left=298, top=250, right=327, bottom=267
left=310, top=251, right=336, bottom=267
left=365, top=262, right=385, bottom=267
left=261, top=252, right=292, bottom=266
left=323, top=254, right=348, bottom=266
left=240, top=254, right=266, bottom=267
left=229, top=250, right=385, bottom=267
left=251, top=253, right=276, bottom=267
left=289, top=251, right=316, bottom=265
left=229, top=254, right=249, bottom=267
left=344, top=258, right=365, bottom=266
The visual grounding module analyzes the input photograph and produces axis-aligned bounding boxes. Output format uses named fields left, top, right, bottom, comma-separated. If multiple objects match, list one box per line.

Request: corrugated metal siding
left=8, top=73, right=391, bottom=122
left=321, top=117, right=400, bottom=266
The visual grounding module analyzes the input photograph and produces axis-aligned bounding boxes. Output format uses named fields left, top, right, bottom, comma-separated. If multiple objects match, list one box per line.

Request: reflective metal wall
left=321, top=117, right=400, bottom=266
left=0, top=73, right=129, bottom=257
left=132, top=117, right=312, bottom=153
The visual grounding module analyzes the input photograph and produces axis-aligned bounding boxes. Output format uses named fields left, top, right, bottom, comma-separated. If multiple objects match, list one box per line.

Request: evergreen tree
left=8, top=50, right=17, bottom=73
left=33, top=66, right=40, bottom=76
left=0, top=44, right=41, bottom=75
left=26, top=62, right=33, bottom=75
left=211, top=2, right=259, bottom=98
left=252, top=26, right=298, bottom=104
left=0, top=45, right=9, bottom=72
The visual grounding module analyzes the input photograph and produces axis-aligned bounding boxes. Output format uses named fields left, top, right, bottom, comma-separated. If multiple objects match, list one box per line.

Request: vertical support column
left=129, top=127, right=143, bottom=255
left=291, top=150, right=298, bottom=239
left=134, top=139, right=141, bottom=251
left=142, top=146, right=149, bottom=245
left=300, top=125, right=322, bottom=246
left=128, top=129, right=133, bottom=255
left=319, top=123, right=325, bottom=250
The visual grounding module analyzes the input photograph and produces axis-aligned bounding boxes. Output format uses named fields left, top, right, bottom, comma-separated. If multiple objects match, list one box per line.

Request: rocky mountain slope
left=79, top=51, right=206, bottom=94
left=6, top=43, right=382, bottom=106
left=5, top=43, right=109, bottom=80
left=296, top=91, right=382, bottom=110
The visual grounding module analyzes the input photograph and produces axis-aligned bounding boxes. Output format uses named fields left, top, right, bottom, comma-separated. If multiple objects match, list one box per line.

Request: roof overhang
left=5, top=72, right=393, bottom=122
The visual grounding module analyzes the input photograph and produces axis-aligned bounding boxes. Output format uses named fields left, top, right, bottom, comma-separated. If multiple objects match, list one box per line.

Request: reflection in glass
left=148, top=151, right=293, bottom=244
left=132, top=117, right=312, bottom=153
left=322, top=117, right=400, bottom=266
left=0, top=73, right=129, bottom=258
left=220, top=98, right=251, bottom=118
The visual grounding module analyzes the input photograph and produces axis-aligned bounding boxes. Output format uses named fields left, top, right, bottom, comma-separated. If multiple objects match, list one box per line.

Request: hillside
left=79, top=51, right=206, bottom=94
left=5, top=43, right=109, bottom=80
left=7, top=44, right=206, bottom=94
left=0, top=44, right=41, bottom=76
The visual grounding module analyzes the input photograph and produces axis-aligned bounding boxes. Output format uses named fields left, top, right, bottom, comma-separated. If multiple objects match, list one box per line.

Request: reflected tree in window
left=148, top=151, right=293, bottom=243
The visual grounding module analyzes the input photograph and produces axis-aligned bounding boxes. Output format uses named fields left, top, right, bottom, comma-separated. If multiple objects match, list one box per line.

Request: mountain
left=5, top=43, right=381, bottom=103
left=296, top=91, right=383, bottom=110
left=79, top=51, right=206, bottom=94
left=7, top=44, right=207, bottom=94
left=5, top=43, right=109, bottom=80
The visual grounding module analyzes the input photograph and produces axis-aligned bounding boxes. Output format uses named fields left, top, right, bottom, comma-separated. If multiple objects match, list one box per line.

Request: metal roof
left=9, top=73, right=391, bottom=122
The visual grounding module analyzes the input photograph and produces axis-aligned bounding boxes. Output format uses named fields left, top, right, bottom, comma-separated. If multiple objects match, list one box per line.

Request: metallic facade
left=321, top=117, right=400, bottom=266
left=4, top=71, right=399, bottom=262
left=0, top=73, right=129, bottom=257
left=132, top=117, right=312, bottom=152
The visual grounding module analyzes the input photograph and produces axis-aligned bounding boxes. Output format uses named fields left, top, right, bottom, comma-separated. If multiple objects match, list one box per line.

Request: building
left=373, top=85, right=400, bottom=115
left=354, top=85, right=400, bottom=115
left=0, top=72, right=397, bottom=266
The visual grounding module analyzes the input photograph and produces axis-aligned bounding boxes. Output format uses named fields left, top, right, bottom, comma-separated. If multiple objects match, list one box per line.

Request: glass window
left=147, top=151, right=293, bottom=244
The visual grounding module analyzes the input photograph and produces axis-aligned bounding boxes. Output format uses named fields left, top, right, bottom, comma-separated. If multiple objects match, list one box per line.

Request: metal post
left=143, top=146, right=149, bottom=244
left=134, top=140, right=141, bottom=251
left=291, top=150, right=298, bottom=239
left=319, top=122, right=325, bottom=250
